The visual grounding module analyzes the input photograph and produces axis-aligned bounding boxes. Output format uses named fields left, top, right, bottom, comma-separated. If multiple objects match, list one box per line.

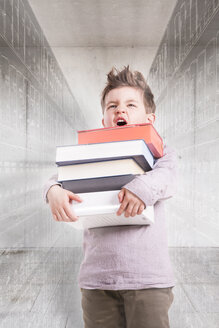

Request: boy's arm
left=119, top=145, right=177, bottom=210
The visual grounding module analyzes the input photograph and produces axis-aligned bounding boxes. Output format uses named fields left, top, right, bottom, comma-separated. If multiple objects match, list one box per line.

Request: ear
left=102, top=118, right=105, bottom=127
left=148, top=113, right=156, bottom=124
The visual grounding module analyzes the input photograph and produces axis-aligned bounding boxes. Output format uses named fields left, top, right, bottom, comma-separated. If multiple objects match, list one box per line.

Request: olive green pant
left=81, top=287, right=174, bottom=328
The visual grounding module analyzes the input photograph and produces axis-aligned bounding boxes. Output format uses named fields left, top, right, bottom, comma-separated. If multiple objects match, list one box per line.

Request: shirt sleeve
left=122, top=145, right=178, bottom=206
left=42, top=173, right=62, bottom=204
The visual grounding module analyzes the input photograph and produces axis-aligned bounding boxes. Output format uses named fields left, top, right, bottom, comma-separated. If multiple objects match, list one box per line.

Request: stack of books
left=56, top=123, right=163, bottom=229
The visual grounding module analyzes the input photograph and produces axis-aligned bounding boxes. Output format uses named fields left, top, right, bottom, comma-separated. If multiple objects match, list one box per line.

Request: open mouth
left=116, top=119, right=127, bottom=126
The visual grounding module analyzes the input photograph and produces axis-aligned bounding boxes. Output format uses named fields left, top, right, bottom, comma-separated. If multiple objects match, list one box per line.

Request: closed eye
left=128, top=104, right=136, bottom=107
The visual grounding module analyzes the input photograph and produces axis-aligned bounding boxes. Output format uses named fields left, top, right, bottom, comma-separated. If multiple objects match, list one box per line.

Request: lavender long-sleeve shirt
left=43, top=145, right=177, bottom=290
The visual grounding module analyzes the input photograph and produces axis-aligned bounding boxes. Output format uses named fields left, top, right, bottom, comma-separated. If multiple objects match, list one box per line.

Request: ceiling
left=28, top=0, right=177, bottom=128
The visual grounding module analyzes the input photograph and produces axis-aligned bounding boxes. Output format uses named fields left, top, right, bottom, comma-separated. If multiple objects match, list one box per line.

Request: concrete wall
left=50, top=46, right=157, bottom=129
left=0, top=0, right=86, bottom=247
left=148, top=0, right=219, bottom=246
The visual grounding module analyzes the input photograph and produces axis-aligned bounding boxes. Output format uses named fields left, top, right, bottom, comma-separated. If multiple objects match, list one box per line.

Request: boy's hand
left=117, top=188, right=146, bottom=217
left=47, top=185, right=83, bottom=222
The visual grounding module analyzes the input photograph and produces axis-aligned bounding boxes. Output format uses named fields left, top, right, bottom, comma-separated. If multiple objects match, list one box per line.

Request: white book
left=65, top=190, right=154, bottom=230
left=56, top=139, right=155, bottom=172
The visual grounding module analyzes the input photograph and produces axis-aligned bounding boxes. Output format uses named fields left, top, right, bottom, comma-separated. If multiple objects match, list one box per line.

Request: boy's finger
left=124, top=201, right=135, bottom=218
left=54, top=211, right=62, bottom=222
left=118, top=189, right=125, bottom=203
left=63, top=208, right=77, bottom=222
left=68, top=191, right=83, bottom=202
left=137, top=204, right=145, bottom=215
left=59, top=208, right=72, bottom=222
left=117, top=199, right=128, bottom=216
left=131, top=203, right=139, bottom=217
left=63, top=205, right=78, bottom=222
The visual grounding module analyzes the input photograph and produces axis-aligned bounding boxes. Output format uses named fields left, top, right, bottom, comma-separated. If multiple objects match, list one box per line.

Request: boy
left=43, top=66, right=177, bottom=328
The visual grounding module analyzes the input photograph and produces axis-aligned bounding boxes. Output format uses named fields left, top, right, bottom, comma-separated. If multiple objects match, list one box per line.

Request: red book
left=78, top=123, right=163, bottom=158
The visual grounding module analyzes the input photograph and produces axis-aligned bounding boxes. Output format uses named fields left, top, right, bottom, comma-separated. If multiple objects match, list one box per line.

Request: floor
left=0, top=247, right=219, bottom=328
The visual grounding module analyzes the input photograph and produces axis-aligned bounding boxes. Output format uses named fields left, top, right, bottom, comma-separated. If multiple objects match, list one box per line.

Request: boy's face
left=102, top=86, right=155, bottom=128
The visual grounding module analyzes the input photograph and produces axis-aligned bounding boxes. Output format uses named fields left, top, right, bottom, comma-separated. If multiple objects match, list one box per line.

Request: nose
left=116, top=106, right=126, bottom=114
